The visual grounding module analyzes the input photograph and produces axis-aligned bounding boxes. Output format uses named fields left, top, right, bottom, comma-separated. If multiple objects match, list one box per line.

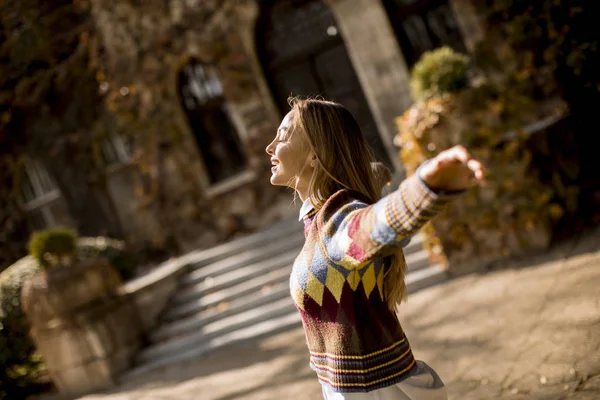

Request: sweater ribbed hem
left=313, top=356, right=418, bottom=393
left=309, top=340, right=417, bottom=393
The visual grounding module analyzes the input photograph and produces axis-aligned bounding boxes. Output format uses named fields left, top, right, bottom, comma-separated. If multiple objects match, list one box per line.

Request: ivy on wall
left=395, top=0, right=598, bottom=271
left=0, top=0, right=115, bottom=271
left=396, top=82, right=562, bottom=271
left=1, top=0, right=273, bottom=268
left=473, top=0, right=598, bottom=114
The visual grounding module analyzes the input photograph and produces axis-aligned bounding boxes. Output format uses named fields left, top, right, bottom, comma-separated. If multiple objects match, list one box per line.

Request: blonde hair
left=289, top=97, right=407, bottom=310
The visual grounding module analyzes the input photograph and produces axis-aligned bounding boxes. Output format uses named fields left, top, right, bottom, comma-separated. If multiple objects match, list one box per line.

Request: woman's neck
left=297, top=189, right=309, bottom=202
left=295, top=180, right=310, bottom=202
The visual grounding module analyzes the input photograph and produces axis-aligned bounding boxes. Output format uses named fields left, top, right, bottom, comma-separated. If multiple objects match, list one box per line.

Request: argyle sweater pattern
left=290, top=173, right=456, bottom=392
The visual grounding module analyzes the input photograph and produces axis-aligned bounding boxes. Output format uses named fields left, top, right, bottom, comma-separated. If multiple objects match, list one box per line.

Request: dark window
left=383, top=0, right=467, bottom=67
left=178, top=61, right=247, bottom=185
left=100, top=134, right=130, bottom=166
left=20, top=160, right=71, bottom=230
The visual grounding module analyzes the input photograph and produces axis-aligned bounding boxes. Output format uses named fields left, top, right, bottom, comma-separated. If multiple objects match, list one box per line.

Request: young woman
left=265, top=98, right=485, bottom=400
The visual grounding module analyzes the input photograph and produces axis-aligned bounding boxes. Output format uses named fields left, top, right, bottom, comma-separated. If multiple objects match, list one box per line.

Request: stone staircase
left=125, top=218, right=446, bottom=378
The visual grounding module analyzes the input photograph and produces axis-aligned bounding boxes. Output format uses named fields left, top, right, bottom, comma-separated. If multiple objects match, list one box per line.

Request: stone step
left=406, top=264, right=447, bottom=294
left=151, top=280, right=290, bottom=343
left=182, top=232, right=424, bottom=293
left=180, top=233, right=305, bottom=288
left=152, top=252, right=434, bottom=344
left=174, top=218, right=303, bottom=271
left=137, top=296, right=296, bottom=365
left=127, top=263, right=445, bottom=378
left=174, top=249, right=299, bottom=305
left=160, top=251, right=435, bottom=343
left=175, top=250, right=298, bottom=305
left=167, top=247, right=431, bottom=321
left=123, top=311, right=302, bottom=381
left=176, top=247, right=429, bottom=308
left=404, top=249, right=430, bottom=272
left=164, top=265, right=292, bottom=321
left=404, top=234, right=424, bottom=255
left=180, top=225, right=422, bottom=278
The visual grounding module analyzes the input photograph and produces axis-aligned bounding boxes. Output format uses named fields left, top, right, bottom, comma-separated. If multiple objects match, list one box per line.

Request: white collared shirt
left=298, top=198, right=315, bottom=221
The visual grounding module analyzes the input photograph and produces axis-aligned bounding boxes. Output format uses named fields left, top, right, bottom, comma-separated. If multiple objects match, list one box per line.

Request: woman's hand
left=419, top=145, right=485, bottom=192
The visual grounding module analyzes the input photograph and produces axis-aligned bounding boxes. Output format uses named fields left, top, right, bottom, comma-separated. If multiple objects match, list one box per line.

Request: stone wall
left=90, top=0, right=295, bottom=253
left=88, top=0, right=487, bottom=253
left=118, top=257, right=189, bottom=332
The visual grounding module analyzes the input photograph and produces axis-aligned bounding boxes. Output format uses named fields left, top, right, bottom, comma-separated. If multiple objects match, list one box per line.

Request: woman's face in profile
left=265, top=111, right=313, bottom=189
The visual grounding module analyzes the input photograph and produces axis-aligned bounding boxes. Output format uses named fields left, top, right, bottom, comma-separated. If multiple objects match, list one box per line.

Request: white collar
left=298, top=198, right=315, bottom=221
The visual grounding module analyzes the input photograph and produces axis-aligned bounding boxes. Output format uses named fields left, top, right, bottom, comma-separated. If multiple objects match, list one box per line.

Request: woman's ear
left=308, top=153, right=317, bottom=168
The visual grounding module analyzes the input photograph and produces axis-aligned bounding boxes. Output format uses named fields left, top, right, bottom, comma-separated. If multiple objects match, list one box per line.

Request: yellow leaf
left=548, top=204, right=564, bottom=220
left=525, top=219, right=535, bottom=231
left=504, top=179, right=516, bottom=190
left=490, top=101, right=504, bottom=113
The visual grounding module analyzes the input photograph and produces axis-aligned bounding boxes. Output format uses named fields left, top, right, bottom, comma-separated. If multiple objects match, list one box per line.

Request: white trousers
left=321, top=361, right=447, bottom=400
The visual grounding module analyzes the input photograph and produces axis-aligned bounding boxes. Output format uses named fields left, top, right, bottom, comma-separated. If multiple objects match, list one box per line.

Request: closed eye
left=277, top=126, right=291, bottom=141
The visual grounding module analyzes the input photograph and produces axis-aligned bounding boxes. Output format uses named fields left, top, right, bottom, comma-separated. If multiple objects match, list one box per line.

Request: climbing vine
left=0, top=0, right=112, bottom=271
left=396, top=0, right=598, bottom=271
left=473, top=0, right=598, bottom=113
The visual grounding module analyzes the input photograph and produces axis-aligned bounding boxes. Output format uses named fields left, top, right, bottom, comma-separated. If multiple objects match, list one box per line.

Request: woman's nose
left=265, top=141, right=275, bottom=155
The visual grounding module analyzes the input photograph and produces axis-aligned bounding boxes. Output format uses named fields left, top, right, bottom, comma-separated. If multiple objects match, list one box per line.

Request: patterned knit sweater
left=290, top=172, right=457, bottom=393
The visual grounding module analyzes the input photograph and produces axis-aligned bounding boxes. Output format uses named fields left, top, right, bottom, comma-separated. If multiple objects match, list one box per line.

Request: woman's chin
left=269, top=173, right=283, bottom=186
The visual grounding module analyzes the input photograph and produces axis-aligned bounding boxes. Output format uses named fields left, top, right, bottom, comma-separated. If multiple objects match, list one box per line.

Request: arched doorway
left=256, top=0, right=393, bottom=168
left=382, top=0, right=467, bottom=67
left=177, top=59, right=247, bottom=185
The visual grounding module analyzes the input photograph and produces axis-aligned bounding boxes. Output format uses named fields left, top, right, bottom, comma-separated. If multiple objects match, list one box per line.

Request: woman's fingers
left=453, top=145, right=471, bottom=164
left=444, top=147, right=485, bottom=180
left=437, top=145, right=470, bottom=166
left=426, top=145, right=487, bottom=190
left=467, top=159, right=485, bottom=180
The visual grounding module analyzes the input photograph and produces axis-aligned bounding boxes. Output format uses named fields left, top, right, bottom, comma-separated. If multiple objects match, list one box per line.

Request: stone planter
left=21, top=257, right=143, bottom=396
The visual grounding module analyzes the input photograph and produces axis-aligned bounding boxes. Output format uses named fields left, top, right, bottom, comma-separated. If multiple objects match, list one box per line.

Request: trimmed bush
left=410, top=46, right=469, bottom=103
left=28, top=229, right=77, bottom=268
left=76, top=237, right=139, bottom=281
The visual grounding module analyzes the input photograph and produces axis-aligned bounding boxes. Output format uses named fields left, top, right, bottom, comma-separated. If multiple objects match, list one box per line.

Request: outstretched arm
left=321, top=146, right=485, bottom=268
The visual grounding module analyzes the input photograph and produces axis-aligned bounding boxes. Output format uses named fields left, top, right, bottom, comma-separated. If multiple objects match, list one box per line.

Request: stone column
left=231, top=0, right=283, bottom=125
left=449, top=0, right=485, bottom=53
left=327, top=0, right=412, bottom=175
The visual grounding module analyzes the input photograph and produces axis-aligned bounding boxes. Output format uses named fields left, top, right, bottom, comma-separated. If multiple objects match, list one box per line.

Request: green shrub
left=0, top=256, right=45, bottom=399
left=410, top=46, right=469, bottom=102
left=0, top=235, right=137, bottom=398
left=76, top=237, right=139, bottom=281
left=28, top=228, right=77, bottom=268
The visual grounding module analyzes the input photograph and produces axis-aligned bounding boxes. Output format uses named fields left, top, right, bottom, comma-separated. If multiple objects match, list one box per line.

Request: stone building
left=23, top=0, right=485, bottom=254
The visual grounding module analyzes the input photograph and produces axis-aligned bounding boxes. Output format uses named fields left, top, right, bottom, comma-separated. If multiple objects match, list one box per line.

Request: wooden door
left=257, top=0, right=392, bottom=168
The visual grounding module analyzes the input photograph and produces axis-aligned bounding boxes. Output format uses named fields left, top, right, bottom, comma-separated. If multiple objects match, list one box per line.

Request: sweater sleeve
left=319, top=170, right=461, bottom=269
